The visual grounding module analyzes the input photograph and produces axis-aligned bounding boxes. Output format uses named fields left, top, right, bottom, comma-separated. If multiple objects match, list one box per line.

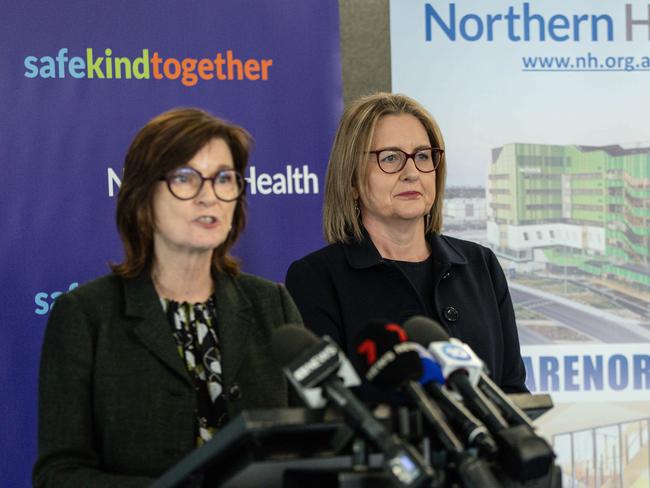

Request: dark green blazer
left=34, top=270, right=303, bottom=487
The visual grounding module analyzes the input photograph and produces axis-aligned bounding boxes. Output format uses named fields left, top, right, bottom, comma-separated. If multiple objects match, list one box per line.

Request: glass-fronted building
left=553, top=417, right=649, bottom=487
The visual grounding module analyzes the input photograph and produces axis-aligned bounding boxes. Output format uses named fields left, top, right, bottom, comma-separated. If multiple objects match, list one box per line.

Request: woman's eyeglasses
left=160, top=167, right=245, bottom=201
left=368, top=147, right=444, bottom=174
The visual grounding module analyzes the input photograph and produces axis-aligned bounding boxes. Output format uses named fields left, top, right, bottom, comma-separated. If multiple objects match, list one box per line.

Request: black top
left=285, top=231, right=528, bottom=393
left=386, top=254, right=436, bottom=317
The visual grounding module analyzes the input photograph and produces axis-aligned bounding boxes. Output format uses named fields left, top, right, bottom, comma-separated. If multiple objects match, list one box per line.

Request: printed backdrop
left=0, top=1, right=342, bottom=485
left=390, top=1, right=650, bottom=486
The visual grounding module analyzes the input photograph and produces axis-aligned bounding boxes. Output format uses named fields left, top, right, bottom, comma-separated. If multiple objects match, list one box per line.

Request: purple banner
left=0, top=1, right=342, bottom=485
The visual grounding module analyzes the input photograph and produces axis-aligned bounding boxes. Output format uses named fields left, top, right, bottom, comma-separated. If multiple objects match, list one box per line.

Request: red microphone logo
left=385, top=323, right=407, bottom=342
left=356, top=323, right=406, bottom=365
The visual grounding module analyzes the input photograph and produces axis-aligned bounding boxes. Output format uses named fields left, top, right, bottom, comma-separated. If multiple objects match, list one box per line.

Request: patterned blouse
left=160, top=296, right=227, bottom=445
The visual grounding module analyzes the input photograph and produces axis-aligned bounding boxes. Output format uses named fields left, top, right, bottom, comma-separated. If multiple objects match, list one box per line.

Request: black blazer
left=285, top=232, right=527, bottom=393
left=34, top=270, right=302, bottom=487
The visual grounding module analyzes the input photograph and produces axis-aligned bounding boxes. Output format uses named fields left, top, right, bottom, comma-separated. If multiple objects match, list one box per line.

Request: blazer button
left=217, top=412, right=229, bottom=428
left=443, top=306, right=459, bottom=322
left=228, top=383, right=242, bottom=401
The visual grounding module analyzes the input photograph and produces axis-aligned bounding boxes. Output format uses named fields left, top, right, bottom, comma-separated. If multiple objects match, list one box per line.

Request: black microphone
left=403, top=316, right=556, bottom=482
left=271, top=325, right=436, bottom=488
left=416, top=346, right=498, bottom=459
left=354, top=321, right=502, bottom=488
left=477, top=374, right=536, bottom=430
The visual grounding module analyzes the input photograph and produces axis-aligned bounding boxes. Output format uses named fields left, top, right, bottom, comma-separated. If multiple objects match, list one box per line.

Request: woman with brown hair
left=285, top=93, right=527, bottom=394
left=34, top=108, right=302, bottom=487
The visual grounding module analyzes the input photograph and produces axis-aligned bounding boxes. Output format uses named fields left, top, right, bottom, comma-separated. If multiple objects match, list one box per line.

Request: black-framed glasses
left=368, top=147, right=444, bottom=174
left=160, top=167, right=245, bottom=202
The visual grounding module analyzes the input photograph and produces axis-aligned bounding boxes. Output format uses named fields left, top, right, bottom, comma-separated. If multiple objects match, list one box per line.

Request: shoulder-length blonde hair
left=111, top=108, right=252, bottom=278
left=323, top=93, right=446, bottom=243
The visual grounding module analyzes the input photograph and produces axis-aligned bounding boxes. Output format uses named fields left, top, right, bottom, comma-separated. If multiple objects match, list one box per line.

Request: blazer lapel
left=212, top=271, right=254, bottom=384
left=123, top=274, right=191, bottom=385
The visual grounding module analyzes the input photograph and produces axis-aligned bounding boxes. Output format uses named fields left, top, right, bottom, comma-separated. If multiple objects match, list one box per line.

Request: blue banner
left=0, top=1, right=342, bottom=485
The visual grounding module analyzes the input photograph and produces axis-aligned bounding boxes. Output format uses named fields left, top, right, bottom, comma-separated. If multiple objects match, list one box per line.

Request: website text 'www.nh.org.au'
left=522, top=52, right=650, bottom=71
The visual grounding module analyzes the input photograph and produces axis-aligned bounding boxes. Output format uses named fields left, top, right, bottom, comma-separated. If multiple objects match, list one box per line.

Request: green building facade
left=487, top=144, right=650, bottom=289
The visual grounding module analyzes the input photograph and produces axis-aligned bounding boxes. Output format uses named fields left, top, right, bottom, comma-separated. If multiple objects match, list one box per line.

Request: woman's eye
left=217, top=172, right=234, bottom=184
left=380, top=153, right=398, bottom=163
left=416, top=152, right=431, bottom=161
left=172, top=174, right=190, bottom=184
left=170, top=170, right=198, bottom=185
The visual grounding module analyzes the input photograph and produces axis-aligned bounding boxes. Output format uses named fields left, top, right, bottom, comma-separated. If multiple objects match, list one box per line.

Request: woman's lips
left=396, top=191, right=421, bottom=199
left=193, top=216, right=219, bottom=228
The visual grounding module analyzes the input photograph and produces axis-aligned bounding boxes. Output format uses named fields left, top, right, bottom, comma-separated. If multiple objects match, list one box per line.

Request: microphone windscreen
left=403, top=315, right=449, bottom=345
left=353, top=321, right=423, bottom=390
left=271, top=324, right=318, bottom=367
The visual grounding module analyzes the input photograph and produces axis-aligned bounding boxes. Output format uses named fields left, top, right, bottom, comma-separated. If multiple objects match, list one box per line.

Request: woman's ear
left=351, top=186, right=359, bottom=200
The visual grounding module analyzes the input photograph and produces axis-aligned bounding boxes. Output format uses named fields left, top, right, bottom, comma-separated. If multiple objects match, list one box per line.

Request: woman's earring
left=354, top=200, right=361, bottom=219
left=425, top=212, right=431, bottom=230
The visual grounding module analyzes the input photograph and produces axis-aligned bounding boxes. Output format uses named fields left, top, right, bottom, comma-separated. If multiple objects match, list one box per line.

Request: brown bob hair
left=323, top=93, right=446, bottom=243
left=111, top=108, right=252, bottom=278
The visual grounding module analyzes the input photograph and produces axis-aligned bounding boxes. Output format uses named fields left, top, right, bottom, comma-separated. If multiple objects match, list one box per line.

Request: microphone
left=272, top=325, right=361, bottom=409
left=354, top=322, right=464, bottom=453
left=403, top=316, right=508, bottom=434
left=477, top=374, right=535, bottom=430
left=403, top=316, right=556, bottom=482
left=271, top=325, right=436, bottom=488
left=416, top=346, right=498, bottom=459
left=354, top=321, right=502, bottom=488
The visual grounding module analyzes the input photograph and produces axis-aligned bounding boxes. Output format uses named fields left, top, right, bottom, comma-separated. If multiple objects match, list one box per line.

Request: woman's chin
left=396, top=211, right=427, bottom=223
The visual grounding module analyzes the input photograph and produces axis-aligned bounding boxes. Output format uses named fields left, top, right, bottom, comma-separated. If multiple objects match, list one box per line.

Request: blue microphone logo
left=441, top=343, right=471, bottom=361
